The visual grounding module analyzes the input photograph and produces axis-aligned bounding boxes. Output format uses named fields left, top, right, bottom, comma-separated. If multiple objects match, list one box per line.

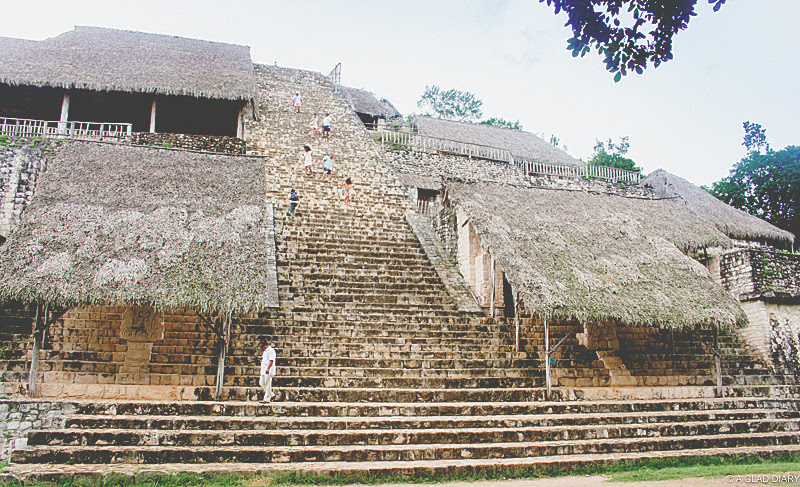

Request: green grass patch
left=8, top=453, right=800, bottom=487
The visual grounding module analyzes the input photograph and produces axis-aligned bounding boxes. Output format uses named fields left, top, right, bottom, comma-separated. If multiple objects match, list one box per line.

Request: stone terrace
left=1, top=65, right=800, bottom=480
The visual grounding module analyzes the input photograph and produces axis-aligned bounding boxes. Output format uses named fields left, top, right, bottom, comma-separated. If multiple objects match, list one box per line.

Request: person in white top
left=309, top=113, right=319, bottom=136
left=258, top=339, right=276, bottom=402
left=322, top=113, right=332, bottom=138
left=292, top=92, right=302, bottom=113
left=301, top=145, right=313, bottom=176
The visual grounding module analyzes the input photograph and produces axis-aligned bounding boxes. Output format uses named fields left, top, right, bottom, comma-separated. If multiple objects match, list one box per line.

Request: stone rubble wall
left=0, top=399, right=72, bottom=462
left=721, top=248, right=800, bottom=301
left=128, top=133, right=246, bottom=154
left=720, top=247, right=800, bottom=364
left=0, top=141, right=51, bottom=239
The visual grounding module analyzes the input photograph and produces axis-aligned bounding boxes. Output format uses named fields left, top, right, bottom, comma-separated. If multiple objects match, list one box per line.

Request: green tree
left=588, top=136, right=641, bottom=172
left=479, top=118, right=523, bottom=130
left=417, top=85, right=483, bottom=122
left=539, top=0, right=727, bottom=81
left=706, top=123, right=800, bottom=238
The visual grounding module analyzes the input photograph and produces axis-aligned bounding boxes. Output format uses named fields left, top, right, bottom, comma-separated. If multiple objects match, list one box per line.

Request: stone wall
left=383, top=148, right=530, bottom=186
left=128, top=133, right=246, bottom=155
left=0, top=399, right=71, bottom=461
left=721, top=248, right=800, bottom=301
left=720, top=247, right=800, bottom=363
left=0, top=140, right=51, bottom=238
left=529, top=175, right=655, bottom=198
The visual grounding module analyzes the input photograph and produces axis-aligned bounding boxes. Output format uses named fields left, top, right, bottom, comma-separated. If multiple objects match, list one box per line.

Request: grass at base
left=6, top=452, right=800, bottom=487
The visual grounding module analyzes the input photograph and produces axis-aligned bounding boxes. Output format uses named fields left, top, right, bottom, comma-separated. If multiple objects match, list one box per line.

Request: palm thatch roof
left=412, top=116, right=579, bottom=166
left=641, top=169, right=794, bottom=245
left=340, top=86, right=402, bottom=119
left=445, top=180, right=747, bottom=328
left=0, top=140, right=275, bottom=317
left=0, top=27, right=256, bottom=102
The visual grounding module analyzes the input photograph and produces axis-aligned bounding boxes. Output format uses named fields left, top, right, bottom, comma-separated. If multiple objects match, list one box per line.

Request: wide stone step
left=59, top=408, right=800, bottom=432
left=30, top=417, right=800, bottom=450
left=14, top=430, right=800, bottom=464
left=11, top=444, right=800, bottom=482
left=224, top=375, right=545, bottom=389
left=64, top=397, right=800, bottom=418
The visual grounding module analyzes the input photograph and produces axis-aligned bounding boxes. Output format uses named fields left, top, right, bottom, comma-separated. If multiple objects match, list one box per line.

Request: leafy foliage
left=479, top=118, right=523, bottom=130
left=539, top=0, right=727, bottom=81
left=742, top=121, right=769, bottom=154
left=587, top=136, right=641, bottom=172
left=417, top=85, right=483, bottom=122
left=706, top=142, right=800, bottom=239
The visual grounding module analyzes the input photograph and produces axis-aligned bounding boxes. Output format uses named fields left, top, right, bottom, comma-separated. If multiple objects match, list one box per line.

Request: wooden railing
left=0, top=117, right=133, bottom=141
left=379, top=128, right=642, bottom=183
left=381, top=129, right=513, bottom=163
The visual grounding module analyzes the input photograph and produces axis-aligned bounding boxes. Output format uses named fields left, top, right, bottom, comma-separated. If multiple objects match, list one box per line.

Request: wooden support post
left=59, top=93, right=70, bottom=136
left=545, top=319, right=551, bottom=401
left=149, top=99, right=157, bottom=133
left=514, top=299, right=520, bottom=354
left=236, top=106, right=244, bottom=139
left=28, top=305, right=43, bottom=398
left=714, top=328, right=723, bottom=397
left=489, top=254, right=496, bottom=319
left=214, top=315, right=231, bottom=400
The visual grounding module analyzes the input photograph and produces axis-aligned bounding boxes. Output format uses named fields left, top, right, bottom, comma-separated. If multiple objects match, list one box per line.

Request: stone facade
left=0, top=142, right=51, bottom=239
left=128, top=133, right=246, bottom=154
left=720, top=248, right=800, bottom=362
left=0, top=400, right=71, bottom=462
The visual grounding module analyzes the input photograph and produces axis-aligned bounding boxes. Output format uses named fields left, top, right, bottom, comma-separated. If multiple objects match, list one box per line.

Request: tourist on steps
left=258, top=339, right=276, bottom=403
left=309, top=113, right=319, bottom=136
left=322, top=154, right=333, bottom=181
left=322, top=113, right=332, bottom=138
left=341, top=177, right=353, bottom=205
left=301, top=145, right=313, bottom=175
left=292, top=92, right=302, bottom=113
left=288, top=189, right=300, bottom=218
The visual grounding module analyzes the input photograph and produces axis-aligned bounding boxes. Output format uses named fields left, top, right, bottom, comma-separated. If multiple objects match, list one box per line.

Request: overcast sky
left=5, top=0, right=798, bottom=186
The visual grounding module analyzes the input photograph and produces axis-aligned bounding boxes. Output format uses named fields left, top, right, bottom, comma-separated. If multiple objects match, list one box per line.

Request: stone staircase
left=3, top=65, right=800, bottom=480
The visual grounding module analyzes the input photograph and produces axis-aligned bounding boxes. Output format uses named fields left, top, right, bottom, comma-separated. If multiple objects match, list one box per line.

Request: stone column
left=58, top=92, right=70, bottom=136
left=118, top=306, right=164, bottom=385
left=150, top=99, right=157, bottom=133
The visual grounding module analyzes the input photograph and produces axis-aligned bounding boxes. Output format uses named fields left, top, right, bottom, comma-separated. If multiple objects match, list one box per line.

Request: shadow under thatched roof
left=0, top=26, right=256, bottom=102
left=445, top=180, right=747, bottom=329
left=412, top=116, right=579, bottom=166
left=0, top=140, right=276, bottom=317
left=641, top=169, right=794, bottom=245
left=340, top=86, right=402, bottom=119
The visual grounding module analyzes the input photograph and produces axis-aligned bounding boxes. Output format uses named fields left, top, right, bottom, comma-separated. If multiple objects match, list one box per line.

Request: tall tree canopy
left=588, top=136, right=641, bottom=172
left=706, top=122, right=800, bottom=240
left=539, top=0, right=727, bottom=81
left=417, top=85, right=483, bottom=122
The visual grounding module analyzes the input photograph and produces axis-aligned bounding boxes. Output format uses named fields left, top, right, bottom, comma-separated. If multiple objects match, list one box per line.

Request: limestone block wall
left=0, top=400, right=71, bottom=462
left=720, top=248, right=800, bottom=362
left=453, top=206, right=505, bottom=313
left=0, top=142, right=51, bottom=238
left=383, top=148, right=530, bottom=186
left=128, top=133, right=245, bottom=154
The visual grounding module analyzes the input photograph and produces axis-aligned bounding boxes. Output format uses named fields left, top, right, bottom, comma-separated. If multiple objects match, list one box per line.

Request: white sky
left=4, top=0, right=798, bottom=186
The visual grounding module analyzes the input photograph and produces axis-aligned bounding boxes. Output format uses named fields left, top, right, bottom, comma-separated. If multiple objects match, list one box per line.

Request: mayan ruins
left=0, top=26, right=798, bottom=483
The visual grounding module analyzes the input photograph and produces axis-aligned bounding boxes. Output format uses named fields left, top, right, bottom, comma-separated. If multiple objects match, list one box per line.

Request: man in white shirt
left=322, top=113, right=332, bottom=138
left=292, top=92, right=302, bottom=113
left=258, top=339, right=276, bottom=402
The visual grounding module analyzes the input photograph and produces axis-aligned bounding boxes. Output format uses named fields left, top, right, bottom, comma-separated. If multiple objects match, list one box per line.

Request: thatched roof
left=641, top=169, right=794, bottom=245
left=0, top=27, right=256, bottom=102
left=0, top=140, right=276, bottom=317
left=445, top=180, right=747, bottom=328
left=412, top=116, right=580, bottom=166
left=340, top=86, right=402, bottom=119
